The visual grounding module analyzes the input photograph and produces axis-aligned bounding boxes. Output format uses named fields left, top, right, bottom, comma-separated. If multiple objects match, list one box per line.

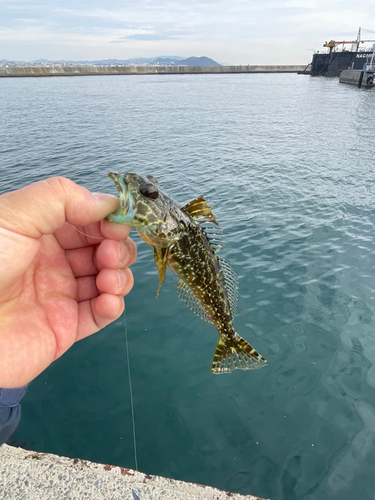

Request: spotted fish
left=107, top=172, right=267, bottom=374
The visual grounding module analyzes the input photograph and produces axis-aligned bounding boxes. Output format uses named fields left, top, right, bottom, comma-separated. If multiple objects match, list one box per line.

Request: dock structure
left=0, top=65, right=306, bottom=78
left=339, top=68, right=375, bottom=87
left=0, top=444, right=268, bottom=500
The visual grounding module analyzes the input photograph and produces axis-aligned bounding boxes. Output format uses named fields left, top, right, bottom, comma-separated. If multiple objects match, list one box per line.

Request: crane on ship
left=324, top=27, right=375, bottom=53
left=310, top=27, right=375, bottom=76
left=323, top=39, right=357, bottom=52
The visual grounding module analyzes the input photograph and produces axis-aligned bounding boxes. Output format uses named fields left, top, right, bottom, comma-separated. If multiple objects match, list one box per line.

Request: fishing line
left=68, top=223, right=139, bottom=471
left=124, top=309, right=139, bottom=471
left=67, top=223, right=105, bottom=240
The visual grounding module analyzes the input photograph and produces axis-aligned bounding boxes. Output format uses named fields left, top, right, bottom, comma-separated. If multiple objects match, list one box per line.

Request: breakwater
left=0, top=65, right=305, bottom=77
left=0, top=444, right=267, bottom=500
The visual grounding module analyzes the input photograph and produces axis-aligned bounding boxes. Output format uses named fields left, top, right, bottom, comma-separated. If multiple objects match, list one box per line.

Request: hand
left=0, top=177, right=136, bottom=388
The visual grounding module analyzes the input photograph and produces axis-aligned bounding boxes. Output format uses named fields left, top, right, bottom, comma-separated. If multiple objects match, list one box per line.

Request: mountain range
left=0, top=56, right=221, bottom=66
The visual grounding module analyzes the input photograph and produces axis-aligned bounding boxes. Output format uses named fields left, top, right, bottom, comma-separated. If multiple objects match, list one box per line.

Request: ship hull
left=311, top=51, right=372, bottom=76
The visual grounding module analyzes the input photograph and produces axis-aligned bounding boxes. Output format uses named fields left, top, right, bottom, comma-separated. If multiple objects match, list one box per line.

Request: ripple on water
left=2, top=74, right=375, bottom=500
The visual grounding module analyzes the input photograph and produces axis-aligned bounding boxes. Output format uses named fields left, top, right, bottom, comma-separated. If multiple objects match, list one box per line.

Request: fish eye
left=140, top=184, right=159, bottom=200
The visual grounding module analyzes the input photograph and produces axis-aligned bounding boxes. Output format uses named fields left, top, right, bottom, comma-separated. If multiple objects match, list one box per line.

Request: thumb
left=0, top=177, right=119, bottom=238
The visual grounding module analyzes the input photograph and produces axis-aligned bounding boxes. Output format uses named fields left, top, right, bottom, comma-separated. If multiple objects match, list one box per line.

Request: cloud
left=1, top=0, right=375, bottom=63
left=119, top=33, right=177, bottom=41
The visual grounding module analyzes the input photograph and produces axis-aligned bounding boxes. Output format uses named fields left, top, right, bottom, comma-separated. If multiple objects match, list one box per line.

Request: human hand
left=0, top=177, right=136, bottom=388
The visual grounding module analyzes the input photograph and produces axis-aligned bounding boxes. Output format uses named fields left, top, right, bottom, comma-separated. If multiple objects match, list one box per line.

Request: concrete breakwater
left=0, top=444, right=268, bottom=500
left=0, top=65, right=306, bottom=77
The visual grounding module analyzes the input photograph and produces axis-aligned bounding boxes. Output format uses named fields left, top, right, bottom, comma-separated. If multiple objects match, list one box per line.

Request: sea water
left=1, top=73, right=375, bottom=500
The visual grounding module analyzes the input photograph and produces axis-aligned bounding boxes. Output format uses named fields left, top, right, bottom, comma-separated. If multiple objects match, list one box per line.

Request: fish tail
left=212, top=333, right=267, bottom=374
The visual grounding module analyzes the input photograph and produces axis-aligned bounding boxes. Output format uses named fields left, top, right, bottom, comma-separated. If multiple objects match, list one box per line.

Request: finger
left=101, top=219, right=131, bottom=240
left=65, top=246, right=97, bottom=277
left=54, top=221, right=105, bottom=250
left=65, top=238, right=137, bottom=277
left=76, top=269, right=134, bottom=302
left=76, top=294, right=124, bottom=341
left=96, top=238, right=137, bottom=271
left=54, top=220, right=131, bottom=251
left=0, top=177, right=119, bottom=238
left=76, top=276, right=98, bottom=302
left=96, top=268, right=134, bottom=297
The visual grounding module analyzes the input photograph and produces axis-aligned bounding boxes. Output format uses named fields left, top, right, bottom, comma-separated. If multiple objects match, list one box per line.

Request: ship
left=309, top=27, right=375, bottom=76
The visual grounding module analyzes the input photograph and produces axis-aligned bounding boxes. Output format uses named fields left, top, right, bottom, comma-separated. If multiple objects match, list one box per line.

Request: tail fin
left=212, top=333, right=267, bottom=374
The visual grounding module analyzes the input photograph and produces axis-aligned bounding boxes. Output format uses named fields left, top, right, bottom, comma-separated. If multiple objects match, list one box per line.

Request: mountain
left=152, top=57, right=178, bottom=65
left=9, top=56, right=221, bottom=66
left=180, top=57, right=221, bottom=66
left=149, top=56, right=220, bottom=66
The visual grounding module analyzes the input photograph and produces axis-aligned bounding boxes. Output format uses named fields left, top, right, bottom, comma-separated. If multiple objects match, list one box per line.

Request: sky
left=1, top=0, right=375, bottom=64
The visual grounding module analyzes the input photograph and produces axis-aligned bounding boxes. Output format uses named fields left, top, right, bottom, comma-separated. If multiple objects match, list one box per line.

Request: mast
left=356, top=27, right=361, bottom=52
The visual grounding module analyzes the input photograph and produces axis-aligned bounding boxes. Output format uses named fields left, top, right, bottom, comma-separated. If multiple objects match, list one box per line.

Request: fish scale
left=107, top=171, right=267, bottom=374
left=169, top=227, right=232, bottom=332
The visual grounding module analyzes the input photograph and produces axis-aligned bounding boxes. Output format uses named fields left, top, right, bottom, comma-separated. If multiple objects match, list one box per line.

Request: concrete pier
left=0, top=65, right=306, bottom=78
left=0, top=444, right=267, bottom=500
left=339, top=68, right=375, bottom=87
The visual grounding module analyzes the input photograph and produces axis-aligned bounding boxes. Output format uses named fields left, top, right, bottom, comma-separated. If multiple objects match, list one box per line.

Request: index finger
left=54, top=220, right=131, bottom=251
left=101, top=219, right=131, bottom=240
left=0, top=177, right=119, bottom=239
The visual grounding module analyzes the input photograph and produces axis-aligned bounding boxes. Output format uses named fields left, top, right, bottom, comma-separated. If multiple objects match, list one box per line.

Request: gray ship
left=310, top=27, right=375, bottom=76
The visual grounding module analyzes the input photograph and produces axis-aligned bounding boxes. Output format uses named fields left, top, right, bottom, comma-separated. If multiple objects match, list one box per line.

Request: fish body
left=107, top=171, right=267, bottom=373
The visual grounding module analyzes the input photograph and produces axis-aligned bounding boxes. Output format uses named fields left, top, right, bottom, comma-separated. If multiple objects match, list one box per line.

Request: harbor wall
left=0, top=444, right=268, bottom=500
left=339, top=68, right=375, bottom=88
left=0, top=65, right=306, bottom=78
left=339, top=68, right=363, bottom=85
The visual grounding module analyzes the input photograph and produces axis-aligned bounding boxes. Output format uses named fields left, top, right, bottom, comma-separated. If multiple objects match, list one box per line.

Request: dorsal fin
left=183, top=196, right=219, bottom=226
left=201, top=225, right=225, bottom=253
left=183, top=196, right=224, bottom=252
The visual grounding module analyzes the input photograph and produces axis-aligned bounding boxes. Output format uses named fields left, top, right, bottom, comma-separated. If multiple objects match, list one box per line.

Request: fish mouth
left=107, top=171, right=135, bottom=223
left=108, top=171, right=128, bottom=208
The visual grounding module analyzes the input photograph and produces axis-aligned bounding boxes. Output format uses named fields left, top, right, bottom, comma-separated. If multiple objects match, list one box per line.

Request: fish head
left=107, top=171, right=184, bottom=247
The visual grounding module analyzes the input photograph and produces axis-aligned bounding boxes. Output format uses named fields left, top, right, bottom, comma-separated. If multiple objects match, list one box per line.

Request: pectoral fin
left=154, top=247, right=168, bottom=297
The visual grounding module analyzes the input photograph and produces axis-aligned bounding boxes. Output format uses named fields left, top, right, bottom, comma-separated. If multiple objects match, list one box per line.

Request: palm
left=23, top=234, right=79, bottom=361
left=0, top=177, right=136, bottom=388
left=0, top=220, right=135, bottom=388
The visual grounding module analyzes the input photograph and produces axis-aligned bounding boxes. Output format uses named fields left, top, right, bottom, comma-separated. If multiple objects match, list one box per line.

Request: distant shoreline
left=0, top=65, right=307, bottom=78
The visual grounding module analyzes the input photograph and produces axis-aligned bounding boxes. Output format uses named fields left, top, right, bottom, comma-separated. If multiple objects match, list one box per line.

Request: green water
left=1, top=73, right=375, bottom=500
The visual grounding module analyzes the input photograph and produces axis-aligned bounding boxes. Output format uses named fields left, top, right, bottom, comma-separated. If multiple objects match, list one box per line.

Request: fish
left=107, top=171, right=267, bottom=374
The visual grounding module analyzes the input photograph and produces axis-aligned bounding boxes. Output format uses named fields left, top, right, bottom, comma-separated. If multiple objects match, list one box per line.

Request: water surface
left=1, top=73, right=375, bottom=500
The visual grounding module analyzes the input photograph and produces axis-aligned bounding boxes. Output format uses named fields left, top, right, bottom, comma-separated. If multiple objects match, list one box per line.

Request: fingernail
left=117, top=270, right=126, bottom=291
left=117, top=296, right=124, bottom=312
left=118, top=241, right=128, bottom=265
left=92, top=192, right=119, bottom=203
